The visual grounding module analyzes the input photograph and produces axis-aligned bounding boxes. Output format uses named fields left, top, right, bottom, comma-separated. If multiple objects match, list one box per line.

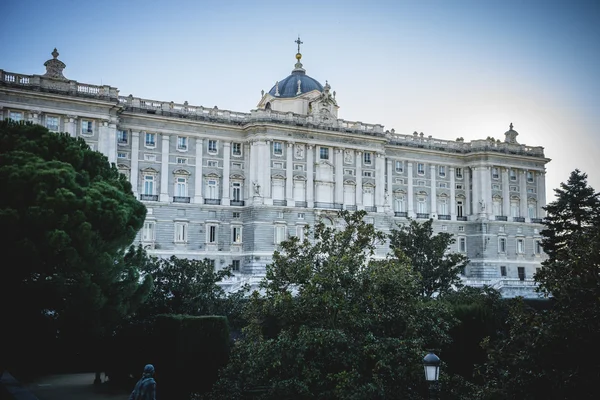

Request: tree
left=480, top=170, right=600, bottom=399
left=209, top=211, right=464, bottom=399
left=389, top=218, right=468, bottom=298
left=0, top=120, right=150, bottom=370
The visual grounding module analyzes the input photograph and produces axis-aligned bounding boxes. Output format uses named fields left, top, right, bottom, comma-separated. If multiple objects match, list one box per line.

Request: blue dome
left=268, top=70, right=324, bottom=98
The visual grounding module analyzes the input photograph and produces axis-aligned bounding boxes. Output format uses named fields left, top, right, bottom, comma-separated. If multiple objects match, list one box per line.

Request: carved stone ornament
left=43, top=48, right=67, bottom=80
left=295, top=144, right=305, bottom=159
left=344, top=150, right=354, bottom=164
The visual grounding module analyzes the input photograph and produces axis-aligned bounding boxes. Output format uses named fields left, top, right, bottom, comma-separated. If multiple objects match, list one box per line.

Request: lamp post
left=423, top=351, right=440, bottom=400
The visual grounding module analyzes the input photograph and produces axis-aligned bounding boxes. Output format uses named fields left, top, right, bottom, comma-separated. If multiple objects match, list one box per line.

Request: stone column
left=355, top=151, right=363, bottom=208
left=306, top=145, right=314, bottom=208
left=131, top=131, right=140, bottom=198
left=386, top=159, right=393, bottom=209
left=106, top=120, right=117, bottom=165
left=464, top=167, right=471, bottom=215
left=222, top=142, right=231, bottom=206
left=375, top=153, right=385, bottom=211
left=537, top=171, right=546, bottom=218
left=519, top=170, right=528, bottom=219
left=502, top=168, right=510, bottom=217
left=335, top=148, right=344, bottom=205
left=430, top=164, right=437, bottom=215
left=98, top=120, right=109, bottom=161
left=286, top=143, right=294, bottom=205
left=159, top=135, right=170, bottom=202
left=194, top=138, right=203, bottom=203
left=65, top=115, right=77, bottom=137
left=29, top=110, right=41, bottom=124
left=249, top=141, right=259, bottom=203
left=407, top=162, right=414, bottom=216
left=450, top=167, right=456, bottom=219
left=471, top=167, right=481, bottom=214
left=484, top=166, right=493, bottom=218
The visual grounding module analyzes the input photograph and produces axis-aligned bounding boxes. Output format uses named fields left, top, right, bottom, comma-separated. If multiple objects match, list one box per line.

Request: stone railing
left=0, top=70, right=119, bottom=100
left=388, top=131, right=545, bottom=158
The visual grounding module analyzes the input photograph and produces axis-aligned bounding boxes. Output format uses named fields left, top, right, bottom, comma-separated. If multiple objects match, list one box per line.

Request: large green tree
left=210, top=211, right=465, bottom=399
left=0, top=120, right=150, bottom=369
left=389, top=218, right=468, bottom=298
left=480, top=170, right=600, bottom=399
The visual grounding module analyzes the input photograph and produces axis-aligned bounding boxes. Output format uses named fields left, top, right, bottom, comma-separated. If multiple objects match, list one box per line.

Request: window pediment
left=230, top=174, right=245, bottom=180
left=173, top=168, right=190, bottom=176
left=117, top=164, right=130, bottom=170
left=141, top=167, right=158, bottom=175
left=204, top=172, right=221, bottom=178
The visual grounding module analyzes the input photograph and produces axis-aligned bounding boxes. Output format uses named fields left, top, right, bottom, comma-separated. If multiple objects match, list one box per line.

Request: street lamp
left=423, top=351, right=440, bottom=399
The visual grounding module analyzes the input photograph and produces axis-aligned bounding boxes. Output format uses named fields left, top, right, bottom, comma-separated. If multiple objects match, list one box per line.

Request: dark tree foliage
left=480, top=170, right=600, bottom=399
left=389, top=218, right=468, bottom=298
left=0, top=120, right=150, bottom=369
left=209, top=211, right=470, bottom=399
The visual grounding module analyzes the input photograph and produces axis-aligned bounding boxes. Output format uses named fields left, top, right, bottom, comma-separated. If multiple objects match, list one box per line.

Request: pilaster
left=464, top=167, right=471, bottom=215
left=222, top=142, right=231, bottom=206
left=194, top=138, right=203, bottom=203
left=65, top=115, right=77, bottom=137
left=450, top=167, right=456, bottom=218
left=131, top=131, right=140, bottom=198
left=286, top=143, right=294, bottom=204
left=407, top=162, right=414, bottom=216
left=306, top=145, right=314, bottom=208
left=335, top=148, right=344, bottom=205
left=386, top=159, right=393, bottom=210
left=430, top=164, right=437, bottom=215
left=355, top=151, right=363, bottom=208
left=537, top=171, right=546, bottom=218
left=502, top=168, right=510, bottom=217
left=159, top=135, right=170, bottom=202
left=375, top=153, right=385, bottom=211
left=519, top=170, right=527, bottom=219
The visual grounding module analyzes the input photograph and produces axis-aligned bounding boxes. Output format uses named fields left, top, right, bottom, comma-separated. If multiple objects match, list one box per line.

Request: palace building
left=0, top=45, right=550, bottom=297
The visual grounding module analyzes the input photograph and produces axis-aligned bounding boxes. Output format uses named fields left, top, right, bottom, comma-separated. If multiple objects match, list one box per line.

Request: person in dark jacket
left=129, top=364, right=156, bottom=400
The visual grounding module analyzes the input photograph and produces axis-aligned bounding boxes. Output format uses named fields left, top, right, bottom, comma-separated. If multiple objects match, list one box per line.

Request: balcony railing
left=314, top=202, right=343, bottom=210
left=364, top=206, right=377, bottom=212
left=438, top=214, right=451, bottom=220
left=513, top=217, right=525, bottom=222
left=530, top=218, right=543, bottom=224
left=495, top=216, right=508, bottom=221
left=273, top=200, right=287, bottom=206
left=173, top=196, right=190, bottom=203
left=204, top=198, right=221, bottom=205
left=295, top=201, right=307, bottom=208
left=394, top=211, right=408, bottom=217
left=230, top=200, right=245, bottom=206
left=345, top=205, right=357, bottom=211
left=456, top=216, right=467, bottom=221
left=140, top=194, right=158, bottom=201
left=416, top=213, right=429, bottom=219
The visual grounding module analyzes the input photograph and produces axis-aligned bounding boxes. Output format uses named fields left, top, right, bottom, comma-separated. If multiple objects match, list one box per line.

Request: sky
left=1, top=0, right=599, bottom=201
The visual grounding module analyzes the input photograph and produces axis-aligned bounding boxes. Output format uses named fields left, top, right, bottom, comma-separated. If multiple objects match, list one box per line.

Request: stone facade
left=0, top=49, right=550, bottom=297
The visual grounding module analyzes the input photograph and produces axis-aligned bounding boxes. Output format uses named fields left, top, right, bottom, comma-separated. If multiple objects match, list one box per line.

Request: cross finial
left=295, top=36, right=303, bottom=54
left=509, top=122, right=514, bottom=130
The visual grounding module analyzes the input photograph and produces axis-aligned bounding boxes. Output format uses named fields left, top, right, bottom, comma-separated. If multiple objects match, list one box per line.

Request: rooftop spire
left=43, top=48, right=67, bottom=80
left=292, top=36, right=305, bottom=74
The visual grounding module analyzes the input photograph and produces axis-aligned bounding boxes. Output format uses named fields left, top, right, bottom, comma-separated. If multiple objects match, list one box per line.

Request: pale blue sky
left=2, top=0, right=599, bottom=199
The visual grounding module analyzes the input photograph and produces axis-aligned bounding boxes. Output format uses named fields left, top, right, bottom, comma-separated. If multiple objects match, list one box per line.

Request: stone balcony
left=0, top=70, right=119, bottom=101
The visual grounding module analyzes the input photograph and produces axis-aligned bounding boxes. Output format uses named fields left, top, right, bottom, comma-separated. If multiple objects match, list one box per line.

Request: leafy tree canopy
left=0, top=120, right=149, bottom=341
left=210, top=211, right=464, bottom=399
left=389, top=218, right=468, bottom=298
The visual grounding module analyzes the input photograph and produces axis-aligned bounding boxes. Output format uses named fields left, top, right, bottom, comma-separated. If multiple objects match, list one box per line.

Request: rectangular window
left=395, top=161, right=403, bottom=173
left=9, top=111, right=23, bottom=122
left=456, top=184, right=463, bottom=190
left=518, top=267, right=525, bottom=281
left=232, top=142, right=242, bottom=156
left=499, top=237, right=506, bottom=253
left=232, top=182, right=242, bottom=201
left=510, top=186, right=518, bottom=192
left=231, top=260, right=240, bottom=272
left=117, top=152, right=128, bottom=159
left=232, top=211, right=241, bottom=219
left=298, top=212, right=305, bottom=219
left=395, top=178, right=405, bottom=184
left=458, top=225, right=465, bottom=232
left=177, top=136, right=188, bottom=151
left=500, top=266, right=507, bottom=277
left=363, top=152, right=372, bottom=165
left=459, top=237, right=466, bottom=253
left=232, top=162, right=243, bottom=169
left=492, top=184, right=500, bottom=190
left=439, top=165, right=446, bottom=177
left=296, top=225, right=305, bottom=242
left=232, top=226, right=242, bottom=243
left=81, top=120, right=93, bottom=135
left=344, top=169, right=354, bottom=175
left=417, top=180, right=425, bottom=186
left=535, top=240, right=542, bottom=255
left=117, top=129, right=128, bottom=144
left=527, top=188, right=536, bottom=194
left=517, top=238, right=525, bottom=254
left=145, top=132, right=156, bottom=147
left=175, top=177, right=187, bottom=197
left=273, top=161, right=284, bottom=169
left=144, top=154, right=156, bottom=162
left=142, top=221, right=155, bottom=242
left=510, top=169, right=517, bottom=181
left=295, top=164, right=305, bottom=171
left=207, top=160, right=218, bottom=167
left=273, top=141, right=283, bottom=155
left=527, top=171, right=534, bottom=183
left=320, top=147, right=329, bottom=160
left=492, top=167, right=499, bottom=179
left=417, top=163, right=425, bottom=175
left=208, top=225, right=217, bottom=243
left=46, top=116, right=59, bottom=131
left=208, top=259, right=216, bottom=270
left=208, top=140, right=217, bottom=153
left=455, top=168, right=463, bottom=179
left=176, top=157, right=188, bottom=164
left=143, top=175, right=155, bottom=195
left=274, top=225, right=286, bottom=244
left=439, top=182, right=448, bottom=188
left=175, top=223, right=187, bottom=243
left=206, top=179, right=218, bottom=199
left=363, top=171, right=372, bottom=177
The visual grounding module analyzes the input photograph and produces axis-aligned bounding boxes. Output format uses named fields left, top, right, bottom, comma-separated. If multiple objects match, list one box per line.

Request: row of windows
left=500, top=266, right=537, bottom=281
left=141, top=221, right=305, bottom=245
left=7, top=111, right=97, bottom=135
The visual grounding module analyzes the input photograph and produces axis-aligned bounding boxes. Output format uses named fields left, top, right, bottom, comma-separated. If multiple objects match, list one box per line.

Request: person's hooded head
left=143, top=364, right=155, bottom=377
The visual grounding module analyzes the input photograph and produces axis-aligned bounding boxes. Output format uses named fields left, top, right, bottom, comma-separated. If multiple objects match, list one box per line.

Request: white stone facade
left=0, top=49, right=550, bottom=297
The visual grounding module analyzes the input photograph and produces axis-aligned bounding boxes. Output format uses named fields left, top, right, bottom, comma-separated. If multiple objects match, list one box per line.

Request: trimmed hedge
left=107, top=314, right=230, bottom=399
